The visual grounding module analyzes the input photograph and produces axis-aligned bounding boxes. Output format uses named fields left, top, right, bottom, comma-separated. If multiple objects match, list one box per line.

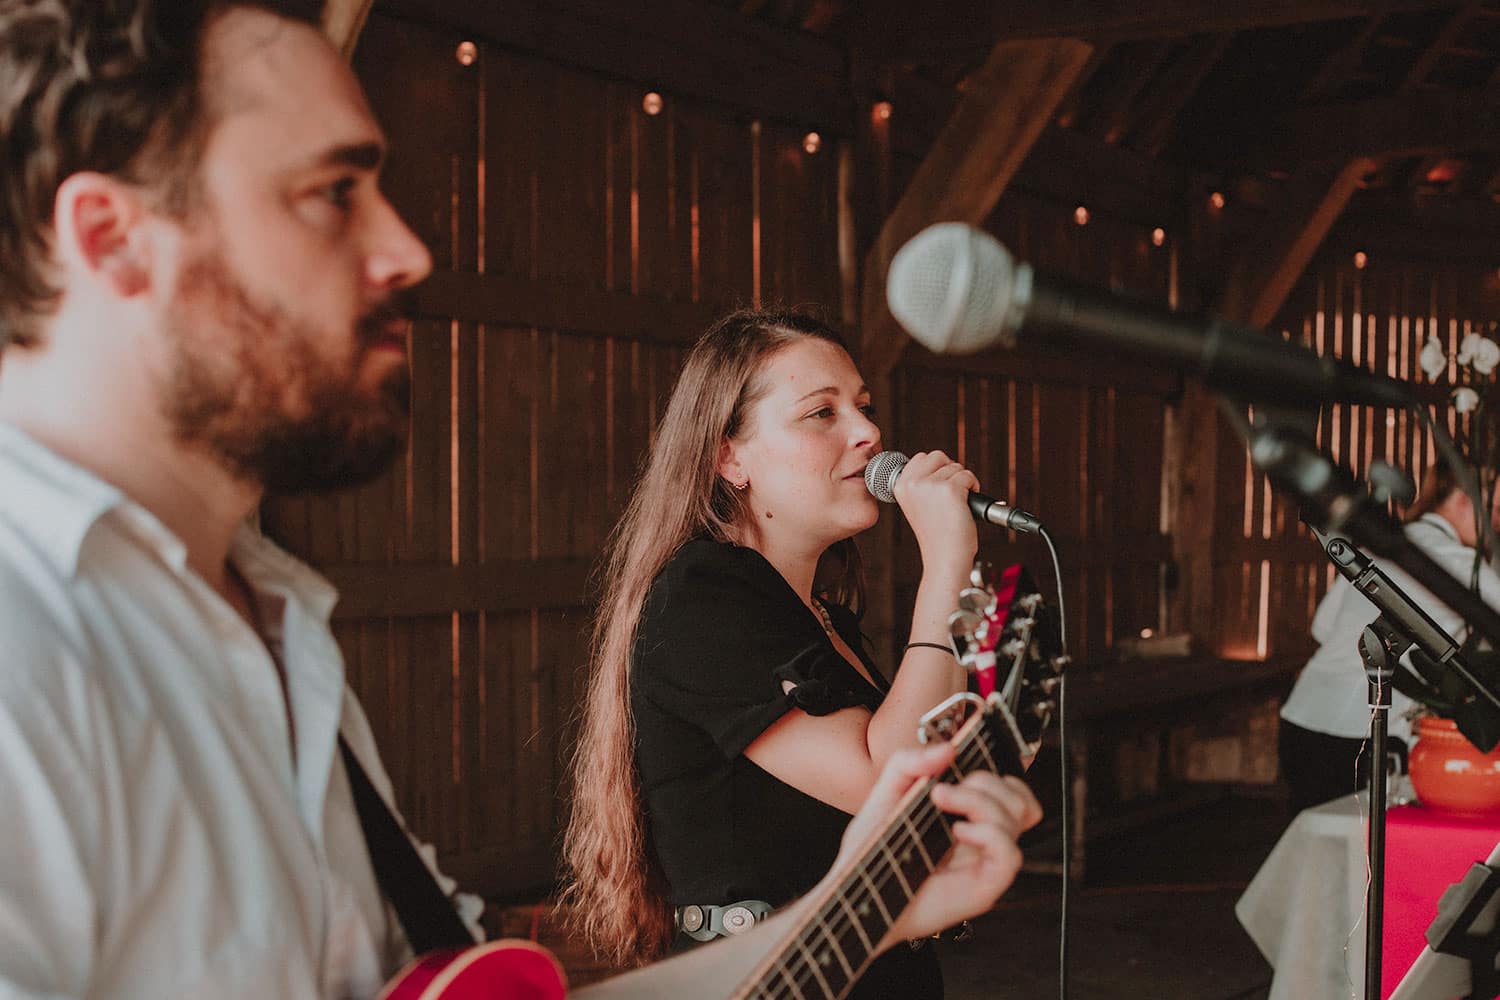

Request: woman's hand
left=831, top=743, right=1042, bottom=947
left=890, top=450, right=980, bottom=577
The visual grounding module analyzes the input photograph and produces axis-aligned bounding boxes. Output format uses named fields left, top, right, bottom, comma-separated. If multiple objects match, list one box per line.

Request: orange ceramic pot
left=1409, top=716, right=1500, bottom=816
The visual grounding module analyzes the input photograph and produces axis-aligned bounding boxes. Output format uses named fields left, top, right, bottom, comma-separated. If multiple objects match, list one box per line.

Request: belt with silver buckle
left=674, top=899, right=774, bottom=942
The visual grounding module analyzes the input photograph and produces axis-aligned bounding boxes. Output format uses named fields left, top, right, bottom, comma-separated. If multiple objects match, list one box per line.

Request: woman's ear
left=717, top=437, right=746, bottom=490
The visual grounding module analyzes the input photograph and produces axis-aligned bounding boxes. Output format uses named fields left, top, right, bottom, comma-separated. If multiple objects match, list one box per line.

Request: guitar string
left=750, top=765, right=974, bottom=1000
left=749, top=740, right=998, bottom=1000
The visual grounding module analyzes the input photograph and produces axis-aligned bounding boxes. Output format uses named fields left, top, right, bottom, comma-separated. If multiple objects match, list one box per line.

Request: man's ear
left=52, top=173, right=152, bottom=298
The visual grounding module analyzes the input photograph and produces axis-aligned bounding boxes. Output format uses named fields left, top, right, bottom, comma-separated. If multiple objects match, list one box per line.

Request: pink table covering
left=1383, top=804, right=1500, bottom=995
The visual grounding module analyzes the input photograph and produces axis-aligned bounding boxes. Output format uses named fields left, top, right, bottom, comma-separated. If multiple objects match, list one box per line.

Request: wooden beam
left=863, top=0, right=1458, bottom=58
left=1129, top=34, right=1236, bottom=157
left=1218, top=157, right=1377, bottom=328
left=413, top=270, right=722, bottom=344
left=1397, top=0, right=1484, bottom=93
left=859, top=37, right=1094, bottom=380
left=1247, top=89, right=1500, bottom=170
left=373, top=0, right=850, bottom=130
left=1082, top=40, right=1175, bottom=143
left=883, top=69, right=1188, bottom=225
left=1299, top=10, right=1388, bottom=101
left=321, top=0, right=375, bottom=59
left=323, top=557, right=594, bottom=620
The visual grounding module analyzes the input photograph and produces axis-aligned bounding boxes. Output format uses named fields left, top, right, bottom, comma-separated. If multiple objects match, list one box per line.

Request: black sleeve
left=632, top=539, right=867, bottom=760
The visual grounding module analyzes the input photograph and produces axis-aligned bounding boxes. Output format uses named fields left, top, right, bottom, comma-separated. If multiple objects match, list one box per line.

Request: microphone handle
left=968, top=492, right=1041, bottom=533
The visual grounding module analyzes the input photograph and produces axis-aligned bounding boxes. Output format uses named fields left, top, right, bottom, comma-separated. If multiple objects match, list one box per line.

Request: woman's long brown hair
left=558, top=308, right=864, bottom=966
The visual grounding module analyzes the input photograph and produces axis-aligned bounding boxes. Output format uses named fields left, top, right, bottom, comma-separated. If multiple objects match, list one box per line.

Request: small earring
left=734, top=480, right=748, bottom=491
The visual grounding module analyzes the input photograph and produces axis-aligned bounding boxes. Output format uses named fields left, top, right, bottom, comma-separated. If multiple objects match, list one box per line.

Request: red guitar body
left=378, top=939, right=567, bottom=1000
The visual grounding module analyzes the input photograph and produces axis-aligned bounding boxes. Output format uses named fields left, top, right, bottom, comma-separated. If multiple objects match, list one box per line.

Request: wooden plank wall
left=261, top=12, right=839, bottom=897
left=893, top=194, right=1178, bottom=666
left=1214, top=253, right=1500, bottom=661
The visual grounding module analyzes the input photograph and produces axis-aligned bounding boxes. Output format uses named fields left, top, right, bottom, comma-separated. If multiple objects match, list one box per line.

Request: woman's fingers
left=930, top=773, right=1043, bottom=835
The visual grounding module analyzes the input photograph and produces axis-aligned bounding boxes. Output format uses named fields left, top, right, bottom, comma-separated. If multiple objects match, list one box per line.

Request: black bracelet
left=904, top=641, right=955, bottom=657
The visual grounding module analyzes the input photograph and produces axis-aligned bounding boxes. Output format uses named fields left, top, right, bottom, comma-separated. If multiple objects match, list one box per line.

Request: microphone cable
left=1038, top=525, right=1071, bottom=1000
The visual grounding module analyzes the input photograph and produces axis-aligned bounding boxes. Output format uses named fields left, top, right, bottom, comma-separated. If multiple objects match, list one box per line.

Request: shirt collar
left=0, top=424, right=337, bottom=620
left=232, top=521, right=340, bottom=625
left=0, top=421, right=131, bottom=577
left=1417, top=511, right=1462, bottom=543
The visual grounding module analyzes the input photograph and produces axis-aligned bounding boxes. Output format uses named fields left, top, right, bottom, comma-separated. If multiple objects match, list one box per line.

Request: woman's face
left=721, top=338, right=883, bottom=549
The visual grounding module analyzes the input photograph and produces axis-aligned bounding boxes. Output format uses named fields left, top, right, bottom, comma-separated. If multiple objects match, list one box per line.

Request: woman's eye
left=859, top=403, right=878, bottom=419
left=807, top=406, right=835, bottom=420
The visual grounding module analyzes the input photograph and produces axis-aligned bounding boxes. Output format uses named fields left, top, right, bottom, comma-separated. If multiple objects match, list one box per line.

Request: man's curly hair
left=0, top=0, right=319, bottom=350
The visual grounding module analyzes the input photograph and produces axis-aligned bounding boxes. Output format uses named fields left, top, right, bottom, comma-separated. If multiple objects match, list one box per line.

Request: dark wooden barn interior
left=263, top=1, right=1500, bottom=993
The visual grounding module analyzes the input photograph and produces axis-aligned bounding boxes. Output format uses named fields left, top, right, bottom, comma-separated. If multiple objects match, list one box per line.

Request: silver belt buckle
left=678, top=904, right=705, bottom=934
left=721, top=904, right=757, bottom=935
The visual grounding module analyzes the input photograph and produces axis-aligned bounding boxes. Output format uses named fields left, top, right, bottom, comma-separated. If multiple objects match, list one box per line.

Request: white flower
left=1459, top=332, right=1484, bottom=366
left=1420, top=335, right=1449, bottom=379
left=1473, top=338, right=1500, bottom=376
left=1453, top=387, right=1481, bottom=413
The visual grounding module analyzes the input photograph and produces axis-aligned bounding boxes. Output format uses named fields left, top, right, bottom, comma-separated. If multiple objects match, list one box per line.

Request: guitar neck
left=737, top=708, right=1021, bottom=1000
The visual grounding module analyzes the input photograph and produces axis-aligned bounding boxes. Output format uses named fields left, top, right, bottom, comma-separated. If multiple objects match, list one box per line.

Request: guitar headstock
left=946, top=561, right=1067, bottom=756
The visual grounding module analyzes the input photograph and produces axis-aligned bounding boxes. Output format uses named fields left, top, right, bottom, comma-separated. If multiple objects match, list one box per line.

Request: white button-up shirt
left=0, top=422, right=464, bottom=999
left=1282, top=512, right=1500, bottom=743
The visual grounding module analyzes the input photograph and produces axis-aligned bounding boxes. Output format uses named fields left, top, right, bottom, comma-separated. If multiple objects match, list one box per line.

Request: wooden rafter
left=322, top=0, right=375, bottom=59
left=1129, top=33, right=1235, bottom=156
left=375, top=0, right=850, bottom=130
left=1218, top=157, right=1378, bottom=327
left=1398, top=0, right=1485, bottom=91
left=1299, top=9, right=1390, bottom=101
left=1247, top=89, right=1500, bottom=169
left=858, top=37, right=1095, bottom=380
left=862, top=0, right=1459, bottom=59
left=1084, top=40, right=1175, bottom=143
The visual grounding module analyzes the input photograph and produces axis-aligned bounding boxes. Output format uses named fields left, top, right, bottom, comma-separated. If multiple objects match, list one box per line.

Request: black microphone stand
left=1357, top=615, right=1402, bottom=999
left=1250, top=423, right=1500, bottom=998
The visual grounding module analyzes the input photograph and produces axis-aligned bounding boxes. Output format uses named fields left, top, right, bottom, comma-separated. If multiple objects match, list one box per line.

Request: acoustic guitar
left=380, top=562, right=1065, bottom=1000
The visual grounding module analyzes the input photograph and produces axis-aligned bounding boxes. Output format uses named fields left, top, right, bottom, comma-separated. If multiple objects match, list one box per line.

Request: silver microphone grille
left=886, top=222, right=1023, bottom=355
left=863, top=451, right=909, bottom=503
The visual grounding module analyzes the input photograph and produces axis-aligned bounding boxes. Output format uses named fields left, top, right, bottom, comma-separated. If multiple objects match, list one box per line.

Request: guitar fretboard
left=740, top=713, right=1019, bottom=1000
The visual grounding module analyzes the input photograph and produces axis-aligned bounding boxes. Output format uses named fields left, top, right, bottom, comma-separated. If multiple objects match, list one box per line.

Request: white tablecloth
left=1236, top=794, right=1374, bottom=1000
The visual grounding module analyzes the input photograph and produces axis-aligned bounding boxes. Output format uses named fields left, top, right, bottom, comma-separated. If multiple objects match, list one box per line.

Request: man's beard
left=161, top=243, right=410, bottom=495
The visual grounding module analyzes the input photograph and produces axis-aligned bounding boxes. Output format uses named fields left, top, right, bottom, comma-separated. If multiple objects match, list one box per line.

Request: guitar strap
left=338, top=736, right=476, bottom=954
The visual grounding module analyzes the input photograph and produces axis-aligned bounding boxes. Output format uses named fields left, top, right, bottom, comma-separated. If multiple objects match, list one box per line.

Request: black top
left=631, top=536, right=943, bottom=999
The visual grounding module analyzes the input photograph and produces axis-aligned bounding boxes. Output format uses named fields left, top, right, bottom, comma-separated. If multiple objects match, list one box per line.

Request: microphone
left=885, top=222, right=1414, bottom=409
left=864, top=450, right=1041, bottom=533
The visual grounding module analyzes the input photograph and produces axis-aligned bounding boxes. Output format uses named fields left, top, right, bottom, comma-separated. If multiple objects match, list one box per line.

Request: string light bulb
left=873, top=100, right=893, bottom=122
left=1209, top=191, right=1226, bottom=210
left=802, top=132, right=822, bottom=154
left=1073, top=205, right=1090, bottom=226
left=454, top=41, right=478, bottom=66
left=1354, top=251, right=1368, bottom=269
left=642, top=91, right=663, bottom=116
left=1151, top=227, right=1166, bottom=247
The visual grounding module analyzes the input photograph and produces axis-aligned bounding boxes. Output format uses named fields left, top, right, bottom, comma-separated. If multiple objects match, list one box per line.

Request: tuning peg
left=957, top=587, right=995, bottom=616
left=1031, top=700, right=1056, bottom=719
left=947, top=608, right=983, bottom=640
left=968, top=561, right=993, bottom=588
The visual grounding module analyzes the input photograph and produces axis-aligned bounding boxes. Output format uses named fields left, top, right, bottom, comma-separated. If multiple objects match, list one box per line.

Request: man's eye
left=322, top=177, right=357, bottom=209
